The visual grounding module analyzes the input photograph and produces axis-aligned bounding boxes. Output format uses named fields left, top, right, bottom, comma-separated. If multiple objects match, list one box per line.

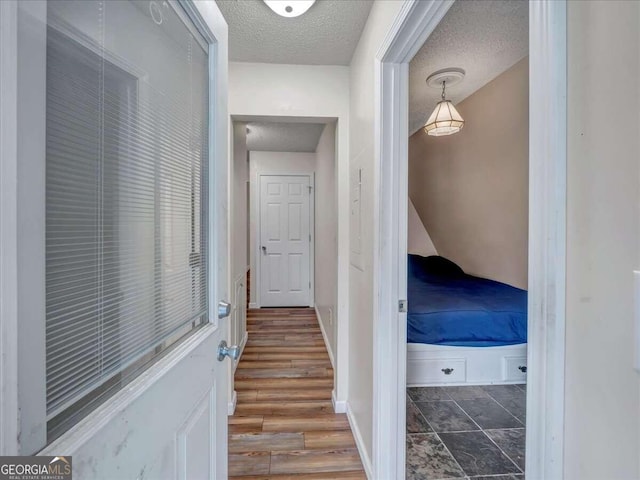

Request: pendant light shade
left=423, top=69, right=465, bottom=136
left=263, top=0, right=316, bottom=18
left=423, top=99, right=465, bottom=136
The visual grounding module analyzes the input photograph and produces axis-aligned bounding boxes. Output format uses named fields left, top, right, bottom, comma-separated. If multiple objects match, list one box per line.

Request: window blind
left=45, top=0, right=209, bottom=420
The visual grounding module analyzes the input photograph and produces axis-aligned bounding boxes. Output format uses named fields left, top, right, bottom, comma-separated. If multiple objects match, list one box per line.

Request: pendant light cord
left=441, top=80, right=446, bottom=101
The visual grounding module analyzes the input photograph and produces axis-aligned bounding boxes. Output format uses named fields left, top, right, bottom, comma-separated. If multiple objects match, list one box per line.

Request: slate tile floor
left=406, top=385, right=526, bottom=480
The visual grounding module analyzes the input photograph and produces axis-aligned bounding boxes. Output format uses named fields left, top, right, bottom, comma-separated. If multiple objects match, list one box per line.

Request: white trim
left=227, top=390, right=237, bottom=416
left=248, top=302, right=258, bottom=309
left=0, top=0, right=19, bottom=456
left=346, top=403, right=373, bottom=480
left=331, top=390, right=346, bottom=414
left=526, top=2, right=567, bottom=478
left=1, top=0, right=48, bottom=455
left=373, top=1, right=567, bottom=479
left=314, top=305, right=335, bottom=369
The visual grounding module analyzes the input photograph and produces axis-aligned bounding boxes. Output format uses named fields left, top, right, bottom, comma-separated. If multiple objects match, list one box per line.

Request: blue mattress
left=407, top=255, right=527, bottom=347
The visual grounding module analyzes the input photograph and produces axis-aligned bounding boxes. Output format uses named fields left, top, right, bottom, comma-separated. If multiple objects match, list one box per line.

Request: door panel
left=178, top=386, right=214, bottom=480
left=44, top=328, right=226, bottom=479
left=289, top=203, right=303, bottom=240
left=267, top=204, right=282, bottom=240
left=260, top=176, right=311, bottom=307
left=289, top=253, right=303, bottom=291
left=268, top=254, right=283, bottom=293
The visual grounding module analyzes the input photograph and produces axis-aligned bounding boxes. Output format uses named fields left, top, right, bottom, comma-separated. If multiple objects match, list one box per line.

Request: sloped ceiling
left=409, top=0, right=528, bottom=135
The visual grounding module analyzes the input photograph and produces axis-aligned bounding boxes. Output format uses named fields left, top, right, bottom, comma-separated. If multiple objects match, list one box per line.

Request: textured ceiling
left=246, top=122, right=325, bottom=152
left=409, top=0, right=528, bottom=135
left=217, top=0, right=373, bottom=65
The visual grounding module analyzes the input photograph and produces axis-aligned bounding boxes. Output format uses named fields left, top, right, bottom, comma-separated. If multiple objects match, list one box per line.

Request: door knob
left=218, top=300, right=231, bottom=319
left=261, top=245, right=267, bottom=254
left=217, top=340, right=240, bottom=361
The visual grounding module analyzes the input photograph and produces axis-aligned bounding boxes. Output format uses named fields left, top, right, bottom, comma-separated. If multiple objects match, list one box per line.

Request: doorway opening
left=229, top=116, right=337, bottom=412
left=227, top=117, right=361, bottom=477
left=372, top=1, right=567, bottom=479
left=404, top=2, right=529, bottom=478
left=227, top=116, right=341, bottom=407
left=229, top=115, right=347, bottom=412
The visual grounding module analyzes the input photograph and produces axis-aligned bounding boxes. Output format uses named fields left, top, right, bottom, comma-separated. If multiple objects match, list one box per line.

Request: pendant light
left=263, top=0, right=316, bottom=18
left=423, top=69, right=465, bottom=137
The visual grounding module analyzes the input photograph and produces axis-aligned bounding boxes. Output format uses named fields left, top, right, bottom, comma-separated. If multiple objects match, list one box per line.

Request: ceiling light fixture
left=423, top=68, right=465, bottom=137
left=263, top=0, right=316, bottom=18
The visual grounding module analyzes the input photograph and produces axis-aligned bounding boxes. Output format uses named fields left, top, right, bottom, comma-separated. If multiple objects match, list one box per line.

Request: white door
left=8, top=1, right=232, bottom=478
left=260, top=175, right=312, bottom=307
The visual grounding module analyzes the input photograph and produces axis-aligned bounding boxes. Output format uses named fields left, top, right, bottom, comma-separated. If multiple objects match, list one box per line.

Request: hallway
left=228, top=308, right=365, bottom=479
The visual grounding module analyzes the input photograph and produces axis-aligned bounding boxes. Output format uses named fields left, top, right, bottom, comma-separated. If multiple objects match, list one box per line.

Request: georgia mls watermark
left=0, top=457, right=72, bottom=480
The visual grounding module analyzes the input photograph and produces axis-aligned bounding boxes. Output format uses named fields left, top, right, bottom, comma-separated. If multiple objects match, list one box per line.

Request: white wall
left=565, top=2, right=640, bottom=478
left=314, top=123, right=338, bottom=366
left=229, top=62, right=350, bottom=404
left=347, top=0, right=404, bottom=467
left=249, top=151, right=316, bottom=307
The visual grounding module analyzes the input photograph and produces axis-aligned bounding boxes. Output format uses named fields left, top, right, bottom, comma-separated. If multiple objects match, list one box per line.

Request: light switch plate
left=635, top=271, right=640, bottom=373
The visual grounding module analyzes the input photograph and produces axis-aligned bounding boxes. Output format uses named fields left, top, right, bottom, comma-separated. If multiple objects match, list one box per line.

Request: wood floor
left=228, top=308, right=365, bottom=480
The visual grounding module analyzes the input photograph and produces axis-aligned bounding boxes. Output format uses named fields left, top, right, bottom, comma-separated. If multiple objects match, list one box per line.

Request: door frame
left=0, top=0, right=20, bottom=454
left=372, top=1, right=567, bottom=479
left=255, top=173, right=315, bottom=308
left=0, top=0, right=231, bottom=462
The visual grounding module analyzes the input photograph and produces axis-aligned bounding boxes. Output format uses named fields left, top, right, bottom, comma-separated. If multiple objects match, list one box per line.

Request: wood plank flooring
left=229, top=308, right=365, bottom=479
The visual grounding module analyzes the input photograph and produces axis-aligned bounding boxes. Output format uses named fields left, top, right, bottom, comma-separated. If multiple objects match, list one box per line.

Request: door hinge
left=399, top=299, right=408, bottom=313
left=309, top=234, right=311, bottom=242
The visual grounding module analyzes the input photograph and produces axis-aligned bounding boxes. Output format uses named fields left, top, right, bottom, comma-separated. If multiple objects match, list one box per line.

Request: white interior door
left=23, top=1, right=232, bottom=477
left=260, top=175, right=312, bottom=307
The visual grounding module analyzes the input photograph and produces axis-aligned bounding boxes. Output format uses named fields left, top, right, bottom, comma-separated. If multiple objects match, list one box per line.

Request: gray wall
left=409, top=58, right=529, bottom=289
left=565, top=2, right=640, bottom=478
left=347, top=0, right=405, bottom=458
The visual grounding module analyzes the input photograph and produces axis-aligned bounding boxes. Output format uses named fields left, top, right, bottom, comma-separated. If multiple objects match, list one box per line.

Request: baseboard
left=314, top=305, right=335, bottom=369
left=227, top=390, right=237, bottom=416
left=248, top=302, right=258, bottom=309
left=346, top=402, right=373, bottom=479
left=332, top=390, right=347, bottom=414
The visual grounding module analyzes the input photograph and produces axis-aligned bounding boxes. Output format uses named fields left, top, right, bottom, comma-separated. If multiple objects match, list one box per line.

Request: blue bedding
left=407, top=255, right=527, bottom=347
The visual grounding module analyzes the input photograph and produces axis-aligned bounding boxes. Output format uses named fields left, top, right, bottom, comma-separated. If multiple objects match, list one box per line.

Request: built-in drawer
left=407, top=358, right=466, bottom=384
left=503, top=356, right=527, bottom=382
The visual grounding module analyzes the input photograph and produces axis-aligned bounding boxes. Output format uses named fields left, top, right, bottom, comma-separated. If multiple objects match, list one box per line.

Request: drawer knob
left=441, top=368, right=454, bottom=375
left=518, top=365, right=527, bottom=373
